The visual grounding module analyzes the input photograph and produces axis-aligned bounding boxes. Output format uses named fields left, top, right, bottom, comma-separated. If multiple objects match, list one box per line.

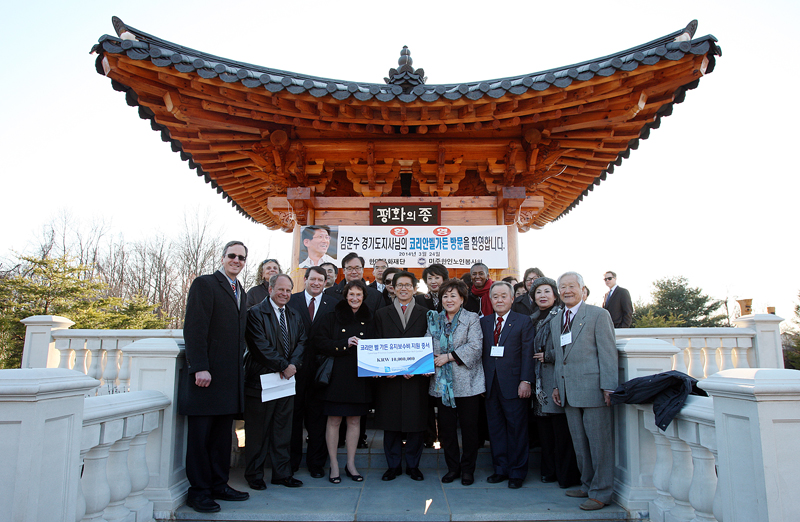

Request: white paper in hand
left=260, top=372, right=296, bottom=402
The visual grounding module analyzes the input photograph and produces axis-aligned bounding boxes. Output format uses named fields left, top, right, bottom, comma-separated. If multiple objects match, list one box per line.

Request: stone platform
left=173, top=429, right=630, bottom=522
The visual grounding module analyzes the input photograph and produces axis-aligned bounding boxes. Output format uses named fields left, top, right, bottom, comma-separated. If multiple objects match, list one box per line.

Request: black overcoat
left=373, top=301, right=429, bottom=432
left=179, top=271, right=247, bottom=416
left=313, top=300, right=374, bottom=404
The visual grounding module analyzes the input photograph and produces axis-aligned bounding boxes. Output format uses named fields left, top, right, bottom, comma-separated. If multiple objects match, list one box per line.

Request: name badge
left=560, top=332, right=572, bottom=346
left=490, top=345, right=505, bottom=357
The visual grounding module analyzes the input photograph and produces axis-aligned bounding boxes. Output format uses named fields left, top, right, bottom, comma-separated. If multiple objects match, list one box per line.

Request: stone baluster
left=702, top=338, right=720, bottom=377
left=676, top=397, right=718, bottom=522
left=717, top=338, right=735, bottom=372
left=643, top=413, right=675, bottom=522
left=125, top=410, right=160, bottom=522
left=733, top=335, right=753, bottom=368
left=701, top=369, right=800, bottom=522
left=117, top=340, right=133, bottom=393
left=57, top=337, right=73, bottom=369
left=663, top=421, right=695, bottom=522
left=686, top=337, right=706, bottom=379
left=710, top=449, right=723, bottom=522
left=73, top=338, right=90, bottom=375
left=86, top=338, right=104, bottom=382
left=81, top=417, right=124, bottom=522
left=672, top=338, right=689, bottom=374
left=102, top=415, right=140, bottom=522
left=101, top=339, right=120, bottom=394
left=20, top=315, right=75, bottom=368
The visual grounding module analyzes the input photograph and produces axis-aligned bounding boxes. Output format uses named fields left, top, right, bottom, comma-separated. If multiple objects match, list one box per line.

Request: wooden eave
left=92, top=17, right=721, bottom=231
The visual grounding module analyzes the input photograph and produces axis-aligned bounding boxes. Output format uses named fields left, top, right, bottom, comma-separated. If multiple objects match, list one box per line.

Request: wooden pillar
left=289, top=225, right=304, bottom=290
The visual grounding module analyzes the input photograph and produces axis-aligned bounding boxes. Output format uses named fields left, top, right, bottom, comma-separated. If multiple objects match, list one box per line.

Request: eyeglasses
left=384, top=280, right=394, bottom=286
left=226, top=253, right=247, bottom=261
left=344, top=266, right=363, bottom=272
left=394, top=283, right=414, bottom=289
left=604, top=277, right=614, bottom=281
left=262, top=258, right=278, bottom=264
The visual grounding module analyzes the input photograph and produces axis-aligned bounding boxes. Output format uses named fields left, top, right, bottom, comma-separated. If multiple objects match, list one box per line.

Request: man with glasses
left=601, top=271, right=633, bottom=328
left=299, top=226, right=336, bottom=268
left=180, top=241, right=251, bottom=513
left=374, top=271, right=430, bottom=481
left=324, top=252, right=383, bottom=314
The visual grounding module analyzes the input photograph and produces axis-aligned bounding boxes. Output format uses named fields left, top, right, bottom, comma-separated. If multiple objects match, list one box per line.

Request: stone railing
left=616, top=314, right=784, bottom=379
left=0, top=369, right=169, bottom=522
left=614, top=338, right=800, bottom=522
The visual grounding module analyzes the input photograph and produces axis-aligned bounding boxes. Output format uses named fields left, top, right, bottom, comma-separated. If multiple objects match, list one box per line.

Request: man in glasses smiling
left=324, top=252, right=383, bottom=315
left=180, top=241, right=250, bottom=513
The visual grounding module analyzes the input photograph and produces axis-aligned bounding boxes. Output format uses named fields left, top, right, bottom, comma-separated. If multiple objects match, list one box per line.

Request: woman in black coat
left=313, top=280, right=374, bottom=483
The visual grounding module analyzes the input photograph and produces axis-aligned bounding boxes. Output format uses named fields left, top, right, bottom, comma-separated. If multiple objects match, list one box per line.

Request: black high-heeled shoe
left=329, top=469, right=341, bottom=484
left=345, top=466, right=364, bottom=482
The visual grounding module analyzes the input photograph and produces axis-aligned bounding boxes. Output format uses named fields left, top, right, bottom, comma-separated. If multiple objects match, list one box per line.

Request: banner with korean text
left=357, top=337, right=434, bottom=376
left=337, top=225, right=508, bottom=269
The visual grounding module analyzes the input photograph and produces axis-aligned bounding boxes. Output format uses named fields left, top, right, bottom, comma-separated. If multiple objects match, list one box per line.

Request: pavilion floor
left=173, top=428, right=631, bottom=522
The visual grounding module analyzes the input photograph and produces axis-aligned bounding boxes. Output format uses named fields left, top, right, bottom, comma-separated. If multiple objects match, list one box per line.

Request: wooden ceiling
left=92, top=18, right=720, bottom=232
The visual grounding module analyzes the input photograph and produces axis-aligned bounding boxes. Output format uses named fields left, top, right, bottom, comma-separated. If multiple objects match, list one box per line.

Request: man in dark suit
left=601, top=271, right=633, bottom=328
left=180, top=241, right=251, bottom=513
left=374, top=271, right=430, bottom=482
left=243, top=274, right=307, bottom=490
left=481, top=281, right=534, bottom=489
left=368, top=258, right=389, bottom=294
left=286, top=266, right=336, bottom=477
left=552, top=271, right=618, bottom=511
left=324, top=252, right=383, bottom=315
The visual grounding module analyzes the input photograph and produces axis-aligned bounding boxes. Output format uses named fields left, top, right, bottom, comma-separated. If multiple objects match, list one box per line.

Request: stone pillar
left=732, top=314, right=785, bottom=370
left=123, top=337, right=188, bottom=517
left=20, top=315, right=75, bottom=369
left=613, top=338, right=679, bottom=513
left=700, top=368, right=800, bottom=522
left=0, top=368, right=98, bottom=522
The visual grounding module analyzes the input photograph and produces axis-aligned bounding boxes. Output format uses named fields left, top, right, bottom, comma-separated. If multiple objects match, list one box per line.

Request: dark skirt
left=323, top=400, right=368, bottom=417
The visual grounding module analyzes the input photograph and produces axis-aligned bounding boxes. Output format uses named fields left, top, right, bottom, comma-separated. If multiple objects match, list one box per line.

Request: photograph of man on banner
left=299, top=225, right=338, bottom=268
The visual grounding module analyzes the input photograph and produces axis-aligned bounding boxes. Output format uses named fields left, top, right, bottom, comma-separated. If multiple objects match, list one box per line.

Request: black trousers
left=436, top=394, right=480, bottom=474
left=185, top=414, right=234, bottom=497
left=244, top=394, right=294, bottom=482
left=383, top=430, right=424, bottom=469
left=537, top=413, right=581, bottom=487
left=302, top=388, right=329, bottom=472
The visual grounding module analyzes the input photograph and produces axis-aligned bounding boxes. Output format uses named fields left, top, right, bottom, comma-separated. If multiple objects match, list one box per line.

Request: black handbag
left=315, top=356, right=334, bottom=387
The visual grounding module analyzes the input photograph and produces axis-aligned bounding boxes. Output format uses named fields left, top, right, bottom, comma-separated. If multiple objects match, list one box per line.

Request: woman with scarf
left=529, top=277, right=580, bottom=488
left=426, top=278, right=485, bottom=486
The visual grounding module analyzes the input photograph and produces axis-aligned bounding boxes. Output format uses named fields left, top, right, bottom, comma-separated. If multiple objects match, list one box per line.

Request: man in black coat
left=373, top=271, right=430, bottom=482
left=324, top=252, right=384, bottom=315
left=180, top=241, right=251, bottom=513
left=481, top=281, right=534, bottom=489
left=601, top=271, right=634, bottom=328
left=286, top=266, right=336, bottom=477
left=243, top=274, right=307, bottom=490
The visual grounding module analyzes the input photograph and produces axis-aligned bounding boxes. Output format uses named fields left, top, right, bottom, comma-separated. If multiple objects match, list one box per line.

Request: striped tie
left=279, top=308, right=290, bottom=358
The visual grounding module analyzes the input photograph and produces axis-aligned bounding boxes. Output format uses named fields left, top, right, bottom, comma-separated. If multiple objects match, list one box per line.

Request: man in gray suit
left=551, top=271, right=618, bottom=511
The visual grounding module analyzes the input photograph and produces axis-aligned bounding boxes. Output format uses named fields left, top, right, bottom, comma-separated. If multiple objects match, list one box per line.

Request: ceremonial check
left=357, top=337, right=434, bottom=377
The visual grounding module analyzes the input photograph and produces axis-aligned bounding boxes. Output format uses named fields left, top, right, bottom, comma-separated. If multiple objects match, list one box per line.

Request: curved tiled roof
left=91, top=17, right=721, bottom=229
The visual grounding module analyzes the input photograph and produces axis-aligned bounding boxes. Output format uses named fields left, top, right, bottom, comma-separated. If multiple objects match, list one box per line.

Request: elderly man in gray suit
left=551, top=271, right=618, bottom=511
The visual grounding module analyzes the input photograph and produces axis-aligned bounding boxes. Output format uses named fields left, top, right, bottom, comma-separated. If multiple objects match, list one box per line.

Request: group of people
left=179, top=239, right=626, bottom=513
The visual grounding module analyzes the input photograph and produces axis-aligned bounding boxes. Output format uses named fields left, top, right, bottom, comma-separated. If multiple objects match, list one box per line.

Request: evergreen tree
left=633, top=276, right=726, bottom=328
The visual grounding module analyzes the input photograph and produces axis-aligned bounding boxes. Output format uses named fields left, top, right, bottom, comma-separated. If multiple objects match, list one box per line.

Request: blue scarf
left=427, top=309, right=461, bottom=408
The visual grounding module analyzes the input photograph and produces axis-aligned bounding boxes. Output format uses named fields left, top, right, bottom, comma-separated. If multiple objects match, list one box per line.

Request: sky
left=1, top=0, right=799, bottom=326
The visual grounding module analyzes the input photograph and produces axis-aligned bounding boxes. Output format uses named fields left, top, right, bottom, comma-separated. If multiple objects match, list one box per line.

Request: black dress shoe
left=357, top=441, right=368, bottom=449
left=186, top=495, right=221, bottom=513
left=406, top=467, right=424, bottom=481
left=309, top=468, right=325, bottom=479
left=441, top=470, right=461, bottom=483
left=487, top=473, right=508, bottom=484
left=541, top=475, right=557, bottom=483
left=247, top=479, right=267, bottom=491
left=508, top=478, right=523, bottom=489
left=212, top=485, right=249, bottom=501
left=382, top=467, right=401, bottom=481
left=271, top=477, right=303, bottom=488
left=461, top=472, right=474, bottom=486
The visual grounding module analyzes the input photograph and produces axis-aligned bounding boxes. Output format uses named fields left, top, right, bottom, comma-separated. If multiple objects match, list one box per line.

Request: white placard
left=357, top=337, right=434, bottom=376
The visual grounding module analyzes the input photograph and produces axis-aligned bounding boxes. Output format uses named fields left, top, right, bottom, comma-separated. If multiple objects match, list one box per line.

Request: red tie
left=494, top=316, right=503, bottom=344
left=563, top=310, right=572, bottom=333
left=401, top=304, right=407, bottom=314
left=308, top=296, right=316, bottom=321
